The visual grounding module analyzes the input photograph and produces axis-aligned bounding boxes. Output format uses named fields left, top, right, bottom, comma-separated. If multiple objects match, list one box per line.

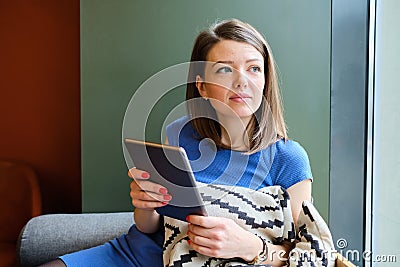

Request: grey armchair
left=17, top=212, right=134, bottom=267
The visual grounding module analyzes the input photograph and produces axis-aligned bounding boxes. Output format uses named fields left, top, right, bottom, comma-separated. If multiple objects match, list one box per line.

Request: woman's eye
left=250, top=66, right=262, bottom=73
left=216, top=66, right=232, bottom=73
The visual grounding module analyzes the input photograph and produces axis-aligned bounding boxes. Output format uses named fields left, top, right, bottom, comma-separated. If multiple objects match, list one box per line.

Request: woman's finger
left=187, top=223, right=217, bottom=239
left=187, top=231, right=214, bottom=248
left=187, top=237, right=218, bottom=258
left=130, top=186, right=172, bottom=202
left=131, top=198, right=168, bottom=210
left=132, top=179, right=169, bottom=195
left=186, top=215, right=220, bottom=228
left=128, top=167, right=150, bottom=180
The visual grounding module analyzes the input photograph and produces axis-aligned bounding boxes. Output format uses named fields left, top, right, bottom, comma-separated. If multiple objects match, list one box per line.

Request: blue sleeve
left=272, top=140, right=313, bottom=189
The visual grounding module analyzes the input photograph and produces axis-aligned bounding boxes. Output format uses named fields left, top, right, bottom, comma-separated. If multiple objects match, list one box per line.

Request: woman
left=42, top=18, right=312, bottom=267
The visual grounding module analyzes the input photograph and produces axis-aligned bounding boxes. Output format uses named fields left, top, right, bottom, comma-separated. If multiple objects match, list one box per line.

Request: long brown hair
left=186, top=19, right=287, bottom=154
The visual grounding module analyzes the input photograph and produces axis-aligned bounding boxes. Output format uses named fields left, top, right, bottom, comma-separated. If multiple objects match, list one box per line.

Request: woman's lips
left=230, top=94, right=251, bottom=103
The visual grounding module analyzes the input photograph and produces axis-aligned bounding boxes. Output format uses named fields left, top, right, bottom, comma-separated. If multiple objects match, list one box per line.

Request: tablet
left=124, top=138, right=207, bottom=221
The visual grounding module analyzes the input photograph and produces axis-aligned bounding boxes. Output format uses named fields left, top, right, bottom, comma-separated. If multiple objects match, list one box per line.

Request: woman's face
left=196, top=39, right=265, bottom=121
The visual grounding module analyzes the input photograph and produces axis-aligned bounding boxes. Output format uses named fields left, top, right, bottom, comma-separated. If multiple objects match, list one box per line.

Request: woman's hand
left=128, top=168, right=172, bottom=210
left=186, top=215, right=262, bottom=261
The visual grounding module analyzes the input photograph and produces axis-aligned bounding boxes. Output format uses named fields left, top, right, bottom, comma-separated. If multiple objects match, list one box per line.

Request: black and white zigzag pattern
left=162, top=183, right=335, bottom=267
left=164, top=223, right=181, bottom=252
left=163, top=183, right=294, bottom=267
left=288, top=201, right=335, bottom=267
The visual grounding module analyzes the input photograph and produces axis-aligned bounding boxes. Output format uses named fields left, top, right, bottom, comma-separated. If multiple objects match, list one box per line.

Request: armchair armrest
left=17, top=212, right=134, bottom=267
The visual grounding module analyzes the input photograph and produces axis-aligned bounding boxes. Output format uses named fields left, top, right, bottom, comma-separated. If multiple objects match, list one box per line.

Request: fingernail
left=159, top=188, right=167, bottom=194
left=187, top=240, right=191, bottom=245
left=186, top=216, right=190, bottom=222
left=141, top=172, right=150, bottom=178
left=163, top=195, right=172, bottom=200
left=161, top=201, right=168, bottom=205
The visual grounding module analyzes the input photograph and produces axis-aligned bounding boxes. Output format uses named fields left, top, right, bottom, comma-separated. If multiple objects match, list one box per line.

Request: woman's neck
left=218, top=115, right=252, bottom=151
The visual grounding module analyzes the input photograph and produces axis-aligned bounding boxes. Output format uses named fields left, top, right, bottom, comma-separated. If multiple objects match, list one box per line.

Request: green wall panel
left=81, top=0, right=331, bottom=220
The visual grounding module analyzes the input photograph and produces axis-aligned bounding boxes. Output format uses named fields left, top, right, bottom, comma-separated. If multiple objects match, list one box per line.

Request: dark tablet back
left=124, top=138, right=207, bottom=221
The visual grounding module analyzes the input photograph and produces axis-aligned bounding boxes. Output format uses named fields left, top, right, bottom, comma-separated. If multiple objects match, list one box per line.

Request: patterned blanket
left=163, top=183, right=335, bottom=267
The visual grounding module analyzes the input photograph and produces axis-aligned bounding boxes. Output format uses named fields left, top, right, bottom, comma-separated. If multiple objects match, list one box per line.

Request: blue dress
left=60, top=116, right=312, bottom=266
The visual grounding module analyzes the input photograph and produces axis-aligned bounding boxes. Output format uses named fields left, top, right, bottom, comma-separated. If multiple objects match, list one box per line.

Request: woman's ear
left=196, top=75, right=207, bottom=98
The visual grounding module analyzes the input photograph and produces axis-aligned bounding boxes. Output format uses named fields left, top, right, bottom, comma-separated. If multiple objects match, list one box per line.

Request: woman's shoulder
left=273, top=139, right=310, bottom=161
left=265, top=139, right=313, bottom=188
left=166, top=115, right=190, bottom=134
left=259, top=139, right=311, bottom=170
left=166, top=115, right=190, bottom=130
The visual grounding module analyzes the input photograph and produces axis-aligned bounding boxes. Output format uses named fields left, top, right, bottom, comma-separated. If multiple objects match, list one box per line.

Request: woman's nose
left=233, top=71, right=248, bottom=89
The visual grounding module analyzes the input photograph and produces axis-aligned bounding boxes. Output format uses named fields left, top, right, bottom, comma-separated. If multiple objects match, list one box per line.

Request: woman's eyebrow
left=245, top=58, right=263, bottom=64
left=211, top=59, right=262, bottom=67
left=212, top=60, right=234, bottom=67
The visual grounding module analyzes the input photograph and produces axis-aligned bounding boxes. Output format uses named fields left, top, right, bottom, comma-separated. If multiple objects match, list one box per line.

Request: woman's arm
left=286, top=179, right=312, bottom=225
left=133, top=209, right=162, bottom=234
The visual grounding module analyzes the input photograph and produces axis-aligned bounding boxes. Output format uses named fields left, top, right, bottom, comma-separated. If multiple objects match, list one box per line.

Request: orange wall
left=0, top=0, right=81, bottom=213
